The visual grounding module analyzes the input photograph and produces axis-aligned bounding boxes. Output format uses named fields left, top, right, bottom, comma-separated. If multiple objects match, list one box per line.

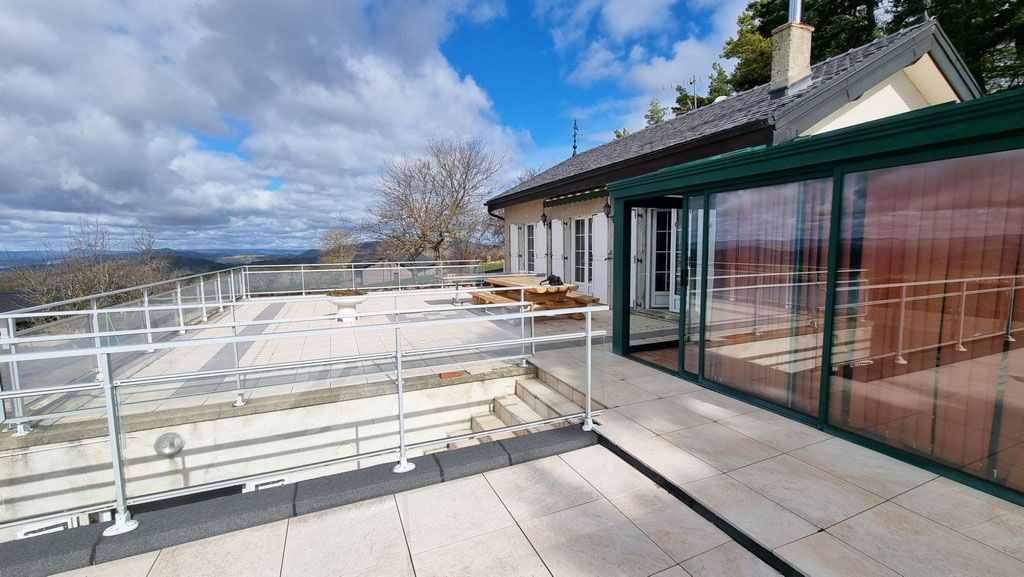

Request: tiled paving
left=54, top=445, right=777, bottom=577
left=521, top=353, right=1024, bottom=577
left=20, top=307, right=1024, bottom=576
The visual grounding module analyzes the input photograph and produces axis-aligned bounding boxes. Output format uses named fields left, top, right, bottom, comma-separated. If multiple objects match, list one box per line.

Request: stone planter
left=327, top=295, right=367, bottom=322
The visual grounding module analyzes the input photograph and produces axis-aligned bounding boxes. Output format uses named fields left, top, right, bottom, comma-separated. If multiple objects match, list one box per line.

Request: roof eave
left=771, top=20, right=983, bottom=144
left=486, top=119, right=773, bottom=210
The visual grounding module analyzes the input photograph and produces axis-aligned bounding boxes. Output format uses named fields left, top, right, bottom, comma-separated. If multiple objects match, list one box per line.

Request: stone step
left=445, top=429, right=480, bottom=451
left=494, top=394, right=553, bottom=435
left=470, top=413, right=517, bottom=442
left=534, top=366, right=604, bottom=410
left=516, top=378, right=583, bottom=419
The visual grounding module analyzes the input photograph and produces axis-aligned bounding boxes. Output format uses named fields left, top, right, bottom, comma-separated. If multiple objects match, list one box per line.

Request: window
left=574, top=218, right=592, bottom=284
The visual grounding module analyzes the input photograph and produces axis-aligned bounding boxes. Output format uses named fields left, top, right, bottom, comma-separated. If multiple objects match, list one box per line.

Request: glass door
left=572, top=217, right=593, bottom=293
left=680, top=195, right=704, bottom=378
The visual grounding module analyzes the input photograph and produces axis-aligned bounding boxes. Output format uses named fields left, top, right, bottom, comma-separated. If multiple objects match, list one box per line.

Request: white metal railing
left=0, top=287, right=606, bottom=536
left=0, top=261, right=495, bottom=435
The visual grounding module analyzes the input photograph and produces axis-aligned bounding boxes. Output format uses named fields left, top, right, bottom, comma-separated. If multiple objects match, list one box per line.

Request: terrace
left=5, top=93, right=1024, bottom=576
left=1, top=260, right=1022, bottom=577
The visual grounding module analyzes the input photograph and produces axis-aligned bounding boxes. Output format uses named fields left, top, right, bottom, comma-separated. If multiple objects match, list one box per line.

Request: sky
left=0, top=0, right=747, bottom=251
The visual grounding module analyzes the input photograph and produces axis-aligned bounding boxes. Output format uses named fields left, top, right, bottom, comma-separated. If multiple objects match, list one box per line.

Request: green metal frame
left=608, top=88, right=1024, bottom=503
left=543, top=188, right=607, bottom=208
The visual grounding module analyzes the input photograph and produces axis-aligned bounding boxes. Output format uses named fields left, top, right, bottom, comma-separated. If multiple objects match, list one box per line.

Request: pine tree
left=887, top=0, right=1023, bottom=92
left=644, top=98, right=668, bottom=125
left=722, top=1, right=881, bottom=92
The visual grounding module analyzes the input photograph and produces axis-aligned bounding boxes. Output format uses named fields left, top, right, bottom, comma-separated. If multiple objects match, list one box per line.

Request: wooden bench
left=566, top=292, right=600, bottom=304
left=469, top=291, right=519, bottom=305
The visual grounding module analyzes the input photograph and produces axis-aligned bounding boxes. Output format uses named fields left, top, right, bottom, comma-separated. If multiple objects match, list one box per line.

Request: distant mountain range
left=0, top=244, right=383, bottom=271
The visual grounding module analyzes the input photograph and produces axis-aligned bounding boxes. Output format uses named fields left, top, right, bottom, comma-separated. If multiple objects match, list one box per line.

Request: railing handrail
left=0, top=304, right=607, bottom=363
left=246, top=259, right=481, bottom=270
left=0, top=284, right=517, bottom=322
left=0, top=298, right=531, bottom=347
left=3, top=260, right=489, bottom=315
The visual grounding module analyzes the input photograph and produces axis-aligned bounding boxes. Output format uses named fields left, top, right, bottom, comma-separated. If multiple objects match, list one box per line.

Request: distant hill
left=163, top=254, right=230, bottom=274
left=247, top=242, right=380, bottom=266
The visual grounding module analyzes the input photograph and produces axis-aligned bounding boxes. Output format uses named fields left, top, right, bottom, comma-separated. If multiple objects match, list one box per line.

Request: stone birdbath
left=325, top=289, right=367, bottom=322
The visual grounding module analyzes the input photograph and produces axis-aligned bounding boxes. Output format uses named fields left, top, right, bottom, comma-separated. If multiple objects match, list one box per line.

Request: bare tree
left=318, top=227, right=359, bottom=264
left=365, top=136, right=507, bottom=261
left=8, top=219, right=172, bottom=310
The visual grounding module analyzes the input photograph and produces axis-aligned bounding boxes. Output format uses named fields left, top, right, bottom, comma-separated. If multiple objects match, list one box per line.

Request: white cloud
left=538, top=0, right=747, bottom=139
left=0, top=0, right=516, bottom=250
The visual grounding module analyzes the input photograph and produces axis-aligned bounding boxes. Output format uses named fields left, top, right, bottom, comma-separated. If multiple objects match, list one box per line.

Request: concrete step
left=494, top=394, right=553, bottom=435
left=445, top=429, right=480, bottom=451
left=516, top=378, right=583, bottom=419
left=470, top=413, right=517, bottom=442
left=534, top=366, right=605, bottom=410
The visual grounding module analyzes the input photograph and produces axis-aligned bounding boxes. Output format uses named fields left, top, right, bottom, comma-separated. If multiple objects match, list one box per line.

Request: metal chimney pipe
left=789, top=0, right=802, bottom=22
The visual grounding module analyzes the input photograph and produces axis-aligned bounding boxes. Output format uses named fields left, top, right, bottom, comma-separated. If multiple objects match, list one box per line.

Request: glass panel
left=682, top=196, right=702, bottom=375
left=703, top=178, right=832, bottom=416
left=587, top=216, right=594, bottom=284
left=526, top=224, right=535, bottom=273
left=830, top=149, right=1024, bottom=493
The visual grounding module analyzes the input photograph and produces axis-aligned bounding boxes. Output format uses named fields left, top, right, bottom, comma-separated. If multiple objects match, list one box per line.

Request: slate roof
left=488, top=19, right=976, bottom=209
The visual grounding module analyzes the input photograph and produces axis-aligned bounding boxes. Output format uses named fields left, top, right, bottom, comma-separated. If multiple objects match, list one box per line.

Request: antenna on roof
left=572, top=118, right=579, bottom=157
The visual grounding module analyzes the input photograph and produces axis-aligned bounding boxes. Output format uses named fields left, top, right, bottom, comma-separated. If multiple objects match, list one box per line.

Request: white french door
left=571, top=217, right=593, bottom=293
left=648, top=209, right=675, bottom=308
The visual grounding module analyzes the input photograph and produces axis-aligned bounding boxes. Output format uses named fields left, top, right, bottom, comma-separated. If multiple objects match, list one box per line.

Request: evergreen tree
left=887, top=0, right=1023, bottom=92
left=613, top=128, right=631, bottom=139
left=721, top=1, right=881, bottom=92
left=721, top=10, right=773, bottom=92
left=644, top=98, right=668, bottom=125
left=673, top=63, right=733, bottom=115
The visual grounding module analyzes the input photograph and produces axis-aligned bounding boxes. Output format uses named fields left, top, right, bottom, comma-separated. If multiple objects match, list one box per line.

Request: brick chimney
left=770, top=3, right=814, bottom=93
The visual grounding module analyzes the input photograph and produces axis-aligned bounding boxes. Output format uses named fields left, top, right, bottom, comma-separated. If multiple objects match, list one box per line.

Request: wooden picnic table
left=471, top=275, right=599, bottom=319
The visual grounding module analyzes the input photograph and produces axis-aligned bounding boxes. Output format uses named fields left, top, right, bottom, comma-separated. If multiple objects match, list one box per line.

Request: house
left=486, top=17, right=981, bottom=311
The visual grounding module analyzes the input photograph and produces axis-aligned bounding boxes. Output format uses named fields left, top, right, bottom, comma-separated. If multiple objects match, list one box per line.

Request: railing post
left=216, top=272, right=224, bottom=312
left=5, top=318, right=30, bottom=436
left=229, top=271, right=237, bottom=303
left=230, top=304, right=245, bottom=407
left=199, top=275, right=208, bottom=322
left=351, top=263, right=356, bottom=290
left=142, top=289, right=154, bottom=352
left=242, top=267, right=249, bottom=299
left=1007, top=276, right=1017, bottom=343
left=520, top=287, right=528, bottom=367
left=894, top=285, right=908, bottom=365
left=91, top=299, right=103, bottom=380
left=392, top=326, right=415, bottom=473
left=955, top=280, right=968, bottom=352
left=175, top=281, right=186, bottom=332
left=300, top=265, right=306, bottom=296
left=582, top=310, right=594, bottom=431
left=98, top=353, right=139, bottom=536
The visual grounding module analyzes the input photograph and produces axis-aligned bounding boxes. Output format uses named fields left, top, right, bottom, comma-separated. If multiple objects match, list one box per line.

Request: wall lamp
left=540, top=209, right=548, bottom=225
left=603, top=198, right=612, bottom=219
